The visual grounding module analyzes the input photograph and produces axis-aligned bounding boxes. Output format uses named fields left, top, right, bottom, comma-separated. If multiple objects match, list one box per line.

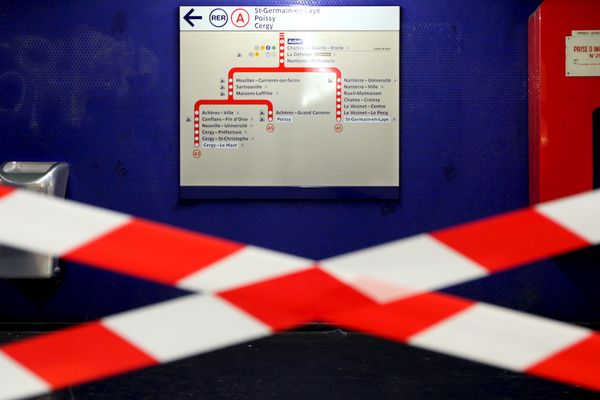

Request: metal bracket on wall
left=0, top=162, right=69, bottom=278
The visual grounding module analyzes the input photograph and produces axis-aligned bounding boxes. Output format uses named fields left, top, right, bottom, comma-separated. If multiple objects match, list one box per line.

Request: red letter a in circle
left=231, top=8, right=249, bottom=28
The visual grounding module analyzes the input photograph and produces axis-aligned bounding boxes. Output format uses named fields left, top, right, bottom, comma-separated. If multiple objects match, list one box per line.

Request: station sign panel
left=180, top=6, right=400, bottom=199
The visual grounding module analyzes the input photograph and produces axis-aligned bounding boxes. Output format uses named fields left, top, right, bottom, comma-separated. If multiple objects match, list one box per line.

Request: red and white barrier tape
left=0, top=185, right=598, bottom=398
left=0, top=185, right=596, bottom=295
left=0, top=185, right=312, bottom=291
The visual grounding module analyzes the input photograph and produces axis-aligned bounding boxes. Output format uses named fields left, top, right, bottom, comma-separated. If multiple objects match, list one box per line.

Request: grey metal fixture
left=0, top=162, right=69, bottom=278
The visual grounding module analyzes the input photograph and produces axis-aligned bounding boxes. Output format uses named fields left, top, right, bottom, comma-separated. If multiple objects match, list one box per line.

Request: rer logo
left=209, top=8, right=228, bottom=28
left=231, top=8, right=250, bottom=28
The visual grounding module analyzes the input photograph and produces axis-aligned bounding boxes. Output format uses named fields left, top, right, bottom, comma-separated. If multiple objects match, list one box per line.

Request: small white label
left=275, top=116, right=293, bottom=123
left=566, top=31, right=600, bottom=77
left=572, top=30, right=600, bottom=37
left=344, top=116, right=390, bottom=123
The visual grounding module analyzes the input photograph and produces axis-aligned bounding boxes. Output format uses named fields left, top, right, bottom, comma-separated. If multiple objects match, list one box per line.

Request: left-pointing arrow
left=184, top=8, right=203, bottom=27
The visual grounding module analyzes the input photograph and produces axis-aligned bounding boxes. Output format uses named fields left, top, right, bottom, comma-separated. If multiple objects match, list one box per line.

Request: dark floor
left=1, top=328, right=598, bottom=400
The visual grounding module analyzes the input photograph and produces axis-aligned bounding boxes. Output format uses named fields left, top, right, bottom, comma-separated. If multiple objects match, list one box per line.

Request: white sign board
left=566, top=30, right=600, bottom=77
left=179, top=6, right=400, bottom=199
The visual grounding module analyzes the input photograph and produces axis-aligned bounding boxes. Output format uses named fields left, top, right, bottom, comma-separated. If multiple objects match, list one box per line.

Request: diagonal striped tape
left=0, top=269, right=598, bottom=399
left=0, top=187, right=313, bottom=291
left=0, top=293, right=272, bottom=398
left=323, top=289, right=600, bottom=391
left=0, top=185, right=599, bottom=397
left=320, top=192, right=600, bottom=303
left=1, top=186, right=598, bottom=301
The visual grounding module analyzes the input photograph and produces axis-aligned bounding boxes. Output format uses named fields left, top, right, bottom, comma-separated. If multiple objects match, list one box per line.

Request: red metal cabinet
left=529, top=0, right=600, bottom=204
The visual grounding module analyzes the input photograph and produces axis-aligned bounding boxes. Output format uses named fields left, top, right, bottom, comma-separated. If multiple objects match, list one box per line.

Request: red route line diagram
left=192, top=99, right=274, bottom=148
left=193, top=32, right=343, bottom=147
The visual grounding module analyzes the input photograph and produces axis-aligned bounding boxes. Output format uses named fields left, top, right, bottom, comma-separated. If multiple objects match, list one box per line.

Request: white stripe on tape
left=0, top=191, right=131, bottom=255
left=536, top=190, right=600, bottom=244
left=409, top=303, right=591, bottom=371
left=320, top=234, right=487, bottom=303
left=0, top=351, right=49, bottom=400
left=102, top=294, right=271, bottom=363
left=178, top=246, right=313, bottom=292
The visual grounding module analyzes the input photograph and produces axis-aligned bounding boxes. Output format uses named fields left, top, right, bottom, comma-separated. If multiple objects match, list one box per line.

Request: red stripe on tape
left=527, top=334, right=600, bottom=392
left=325, top=292, right=474, bottom=342
left=65, top=219, right=245, bottom=285
left=0, top=185, right=15, bottom=197
left=220, top=267, right=375, bottom=331
left=2, top=322, right=157, bottom=389
left=432, top=210, right=589, bottom=273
